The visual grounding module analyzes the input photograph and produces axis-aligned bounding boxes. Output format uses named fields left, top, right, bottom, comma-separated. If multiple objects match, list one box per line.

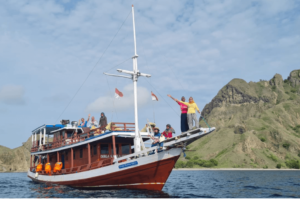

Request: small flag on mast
left=115, top=88, right=123, bottom=98
left=151, top=91, right=158, bottom=101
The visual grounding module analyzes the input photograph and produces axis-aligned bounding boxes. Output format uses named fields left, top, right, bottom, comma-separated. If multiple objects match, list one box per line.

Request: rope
left=105, top=75, right=118, bottom=121
left=104, top=58, right=132, bottom=73
left=201, top=116, right=211, bottom=128
left=54, top=10, right=132, bottom=123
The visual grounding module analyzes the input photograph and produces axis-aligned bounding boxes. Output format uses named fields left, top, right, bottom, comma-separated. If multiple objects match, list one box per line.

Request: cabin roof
left=31, top=124, right=65, bottom=135
left=31, top=131, right=150, bottom=155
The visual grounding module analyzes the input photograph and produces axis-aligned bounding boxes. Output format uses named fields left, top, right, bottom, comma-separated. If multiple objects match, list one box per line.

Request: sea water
left=0, top=170, right=300, bottom=198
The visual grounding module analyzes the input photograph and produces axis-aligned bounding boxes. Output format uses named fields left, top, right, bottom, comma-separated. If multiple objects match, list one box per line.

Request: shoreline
left=1, top=168, right=300, bottom=173
left=173, top=168, right=300, bottom=171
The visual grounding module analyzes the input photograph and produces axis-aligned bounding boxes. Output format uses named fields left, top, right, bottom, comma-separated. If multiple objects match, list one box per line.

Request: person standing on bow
left=181, top=97, right=200, bottom=130
left=168, top=95, right=189, bottom=133
left=170, top=96, right=200, bottom=130
left=99, top=112, right=107, bottom=129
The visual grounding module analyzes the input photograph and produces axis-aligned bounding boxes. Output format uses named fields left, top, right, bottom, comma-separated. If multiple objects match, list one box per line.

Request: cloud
left=0, top=85, right=25, bottom=105
left=86, top=84, right=151, bottom=113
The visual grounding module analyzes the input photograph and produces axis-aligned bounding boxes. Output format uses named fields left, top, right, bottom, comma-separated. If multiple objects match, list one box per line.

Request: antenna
left=104, top=6, right=151, bottom=153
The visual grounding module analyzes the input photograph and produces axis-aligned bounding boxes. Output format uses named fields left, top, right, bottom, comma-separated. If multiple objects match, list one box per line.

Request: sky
left=0, top=0, right=299, bottom=148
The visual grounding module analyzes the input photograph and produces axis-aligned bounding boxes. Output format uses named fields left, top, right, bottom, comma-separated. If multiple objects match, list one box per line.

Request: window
left=122, top=144, right=130, bottom=155
left=67, top=132, right=73, bottom=138
left=73, top=150, right=75, bottom=160
left=101, top=144, right=109, bottom=154
left=110, top=144, right=119, bottom=155
left=65, top=151, right=68, bottom=161
left=80, top=148, right=83, bottom=158
left=93, top=145, right=97, bottom=155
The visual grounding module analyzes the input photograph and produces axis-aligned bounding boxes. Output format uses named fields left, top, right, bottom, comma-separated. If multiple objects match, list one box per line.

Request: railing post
left=71, top=148, right=74, bottom=168
left=112, top=135, right=117, bottom=159
left=124, top=123, right=126, bottom=131
left=43, top=128, right=46, bottom=145
left=33, top=156, right=36, bottom=167
left=97, top=144, right=100, bottom=160
left=88, top=144, right=91, bottom=165
left=39, top=130, right=42, bottom=146
left=57, top=151, right=60, bottom=162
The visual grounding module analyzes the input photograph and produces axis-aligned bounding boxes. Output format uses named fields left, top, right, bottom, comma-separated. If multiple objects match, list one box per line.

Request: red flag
left=115, top=88, right=123, bottom=98
left=151, top=91, right=158, bottom=101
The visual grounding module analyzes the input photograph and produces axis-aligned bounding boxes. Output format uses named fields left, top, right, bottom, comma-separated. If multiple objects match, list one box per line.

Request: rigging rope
left=104, top=58, right=132, bottom=73
left=145, top=78, right=180, bottom=117
left=105, top=75, right=118, bottom=121
left=54, top=10, right=132, bottom=123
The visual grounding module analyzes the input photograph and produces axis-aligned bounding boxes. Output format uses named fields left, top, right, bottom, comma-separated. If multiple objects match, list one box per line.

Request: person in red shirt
left=162, top=124, right=174, bottom=139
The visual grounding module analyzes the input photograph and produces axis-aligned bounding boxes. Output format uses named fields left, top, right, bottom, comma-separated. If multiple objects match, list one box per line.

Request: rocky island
left=177, top=69, right=300, bottom=169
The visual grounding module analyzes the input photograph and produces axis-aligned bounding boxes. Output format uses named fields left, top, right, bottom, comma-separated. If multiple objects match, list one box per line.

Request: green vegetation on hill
left=178, top=70, right=300, bottom=169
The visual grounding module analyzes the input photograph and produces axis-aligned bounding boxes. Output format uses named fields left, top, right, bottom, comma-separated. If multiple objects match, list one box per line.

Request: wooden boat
left=27, top=5, right=216, bottom=191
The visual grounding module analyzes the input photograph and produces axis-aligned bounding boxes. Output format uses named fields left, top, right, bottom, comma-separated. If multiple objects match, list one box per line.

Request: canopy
left=32, top=124, right=64, bottom=135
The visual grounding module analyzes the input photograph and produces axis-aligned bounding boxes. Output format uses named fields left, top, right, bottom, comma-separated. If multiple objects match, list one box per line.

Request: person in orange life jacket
left=162, top=124, right=174, bottom=139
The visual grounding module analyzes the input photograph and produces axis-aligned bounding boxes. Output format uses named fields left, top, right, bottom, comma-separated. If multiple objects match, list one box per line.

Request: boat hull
left=28, top=148, right=181, bottom=191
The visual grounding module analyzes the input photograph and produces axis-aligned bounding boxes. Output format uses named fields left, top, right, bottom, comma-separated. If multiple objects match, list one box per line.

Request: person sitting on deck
left=148, top=128, right=164, bottom=154
left=162, top=124, right=174, bottom=139
left=88, top=114, right=99, bottom=129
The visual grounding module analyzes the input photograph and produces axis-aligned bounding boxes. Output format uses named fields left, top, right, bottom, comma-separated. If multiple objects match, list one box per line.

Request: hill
left=177, top=69, right=300, bottom=169
left=0, top=136, right=39, bottom=172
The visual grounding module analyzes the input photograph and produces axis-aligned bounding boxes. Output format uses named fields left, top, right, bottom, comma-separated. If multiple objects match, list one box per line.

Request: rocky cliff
left=179, top=69, right=300, bottom=169
left=0, top=136, right=32, bottom=172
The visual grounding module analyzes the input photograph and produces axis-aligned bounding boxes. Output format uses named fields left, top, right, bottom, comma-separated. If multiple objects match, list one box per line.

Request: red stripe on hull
left=28, top=155, right=180, bottom=191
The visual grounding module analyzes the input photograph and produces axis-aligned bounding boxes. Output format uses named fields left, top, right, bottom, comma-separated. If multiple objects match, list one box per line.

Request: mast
left=104, top=5, right=151, bottom=154
left=131, top=5, right=141, bottom=153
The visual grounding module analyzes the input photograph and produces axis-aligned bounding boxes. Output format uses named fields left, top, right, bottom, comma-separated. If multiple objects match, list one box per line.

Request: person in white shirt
left=88, top=115, right=99, bottom=129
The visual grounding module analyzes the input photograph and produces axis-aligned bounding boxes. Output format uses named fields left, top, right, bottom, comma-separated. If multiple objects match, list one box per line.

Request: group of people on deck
left=148, top=123, right=176, bottom=151
left=148, top=95, right=201, bottom=150
left=78, top=112, right=108, bottom=129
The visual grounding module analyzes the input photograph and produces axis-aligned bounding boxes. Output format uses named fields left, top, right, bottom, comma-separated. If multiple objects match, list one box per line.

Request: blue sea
left=0, top=170, right=300, bottom=198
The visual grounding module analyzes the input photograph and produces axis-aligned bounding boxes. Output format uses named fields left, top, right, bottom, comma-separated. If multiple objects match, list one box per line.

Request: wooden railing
left=111, top=123, right=135, bottom=132
left=29, top=158, right=114, bottom=175
left=31, top=122, right=135, bottom=153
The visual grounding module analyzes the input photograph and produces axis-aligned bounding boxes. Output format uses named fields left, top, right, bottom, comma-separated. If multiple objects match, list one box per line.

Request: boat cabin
left=30, top=122, right=151, bottom=175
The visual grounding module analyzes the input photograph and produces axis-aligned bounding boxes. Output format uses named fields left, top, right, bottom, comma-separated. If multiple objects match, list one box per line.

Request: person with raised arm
left=78, top=114, right=90, bottom=128
left=88, top=114, right=99, bottom=129
left=168, top=95, right=200, bottom=130
left=168, top=94, right=189, bottom=133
